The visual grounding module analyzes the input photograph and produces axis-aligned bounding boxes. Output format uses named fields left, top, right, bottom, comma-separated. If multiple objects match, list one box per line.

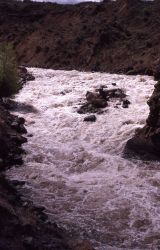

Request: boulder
left=107, top=88, right=126, bottom=99
left=125, top=80, right=160, bottom=158
left=84, top=115, right=96, bottom=122
left=0, top=103, right=27, bottom=170
left=98, top=87, right=109, bottom=100
left=86, top=91, right=108, bottom=108
left=18, top=66, right=35, bottom=84
left=77, top=103, right=97, bottom=114
left=98, top=87, right=126, bottom=100
left=122, top=99, right=130, bottom=108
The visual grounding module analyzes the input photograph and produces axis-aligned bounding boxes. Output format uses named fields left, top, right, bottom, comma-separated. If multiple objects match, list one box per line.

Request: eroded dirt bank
left=0, top=0, right=160, bottom=75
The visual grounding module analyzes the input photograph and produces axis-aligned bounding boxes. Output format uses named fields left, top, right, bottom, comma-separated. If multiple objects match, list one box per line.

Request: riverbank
left=0, top=102, right=70, bottom=250
left=0, top=174, right=72, bottom=250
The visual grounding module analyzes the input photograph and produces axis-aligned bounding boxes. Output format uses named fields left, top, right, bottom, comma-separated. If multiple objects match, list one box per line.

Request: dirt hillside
left=0, top=0, right=160, bottom=74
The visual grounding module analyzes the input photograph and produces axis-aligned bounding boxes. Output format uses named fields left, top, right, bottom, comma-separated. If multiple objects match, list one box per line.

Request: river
left=7, top=68, right=160, bottom=249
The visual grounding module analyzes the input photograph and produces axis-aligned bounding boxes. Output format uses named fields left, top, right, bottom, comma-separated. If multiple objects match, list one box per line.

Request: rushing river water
left=7, top=68, right=160, bottom=249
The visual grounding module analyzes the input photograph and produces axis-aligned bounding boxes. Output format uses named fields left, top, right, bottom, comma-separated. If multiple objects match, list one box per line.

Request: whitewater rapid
left=7, top=68, right=160, bottom=249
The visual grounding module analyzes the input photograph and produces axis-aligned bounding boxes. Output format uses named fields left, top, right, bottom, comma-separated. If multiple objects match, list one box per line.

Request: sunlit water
left=7, top=68, right=160, bottom=249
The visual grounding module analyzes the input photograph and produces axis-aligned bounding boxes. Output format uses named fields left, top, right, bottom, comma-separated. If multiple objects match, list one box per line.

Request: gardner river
left=7, top=68, right=160, bottom=249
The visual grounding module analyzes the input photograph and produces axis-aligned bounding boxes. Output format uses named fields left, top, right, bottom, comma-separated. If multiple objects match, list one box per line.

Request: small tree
left=0, top=43, right=20, bottom=97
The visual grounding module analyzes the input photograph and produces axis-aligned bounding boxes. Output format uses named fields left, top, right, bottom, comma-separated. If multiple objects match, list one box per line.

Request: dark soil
left=0, top=0, right=160, bottom=76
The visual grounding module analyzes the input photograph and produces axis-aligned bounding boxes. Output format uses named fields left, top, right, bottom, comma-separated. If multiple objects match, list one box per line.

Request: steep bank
left=0, top=0, right=160, bottom=75
left=126, top=79, right=160, bottom=159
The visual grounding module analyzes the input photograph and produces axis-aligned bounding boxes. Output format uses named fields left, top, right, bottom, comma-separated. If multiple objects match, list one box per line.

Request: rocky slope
left=0, top=175, right=71, bottom=250
left=0, top=0, right=160, bottom=76
left=126, top=80, right=160, bottom=159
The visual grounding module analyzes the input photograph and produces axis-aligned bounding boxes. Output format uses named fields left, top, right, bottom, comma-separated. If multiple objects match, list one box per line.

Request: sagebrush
left=0, top=44, right=20, bottom=97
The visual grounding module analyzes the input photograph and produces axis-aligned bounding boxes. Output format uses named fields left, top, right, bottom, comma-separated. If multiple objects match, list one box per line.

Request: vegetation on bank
left=0, top=43, right=20, bottom=97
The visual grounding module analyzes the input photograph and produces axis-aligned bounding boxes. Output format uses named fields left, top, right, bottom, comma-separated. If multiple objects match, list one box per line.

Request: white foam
left=7, top=68, right=160, bottom=249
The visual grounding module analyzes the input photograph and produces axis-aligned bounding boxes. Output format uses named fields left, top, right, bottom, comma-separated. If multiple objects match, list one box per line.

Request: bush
left=0, top=43, right=20, bottom=97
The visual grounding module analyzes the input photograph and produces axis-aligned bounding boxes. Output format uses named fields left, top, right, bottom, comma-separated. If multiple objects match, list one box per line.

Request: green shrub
left=0, top=43, right=20, bottom=97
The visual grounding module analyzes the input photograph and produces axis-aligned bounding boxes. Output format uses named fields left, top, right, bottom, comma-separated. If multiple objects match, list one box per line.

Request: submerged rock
left=2, top=99, right=38, bottom=114
left=77, top=103, right=97, bottom=114
left=84, top=115, right=96, bottom=122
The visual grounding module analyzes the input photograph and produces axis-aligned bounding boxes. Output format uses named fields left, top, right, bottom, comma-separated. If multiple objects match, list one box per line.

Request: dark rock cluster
left=0, top=66, right=35, bottom=169
left=78, top=87, right=127, bottom=114
left=2, top=98, right=38, bottom=114
left=18, top=66, right=35, bottom=85
left=78, top=86, right=130, bottom=122
left=0, top=104, right=27, bottom=169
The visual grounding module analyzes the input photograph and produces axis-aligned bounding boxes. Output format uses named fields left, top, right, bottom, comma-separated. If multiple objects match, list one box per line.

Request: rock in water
left=84, top=115, right=96, bottom=122
left=18, top=66, right=35, bottom=83
left=125, top=80, right=160, bottom=158
left=122, top=99, right=131, bottom=108
left=98, top=87, right=108, bottom=100
left=86, top=91, right=107, bottom=108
